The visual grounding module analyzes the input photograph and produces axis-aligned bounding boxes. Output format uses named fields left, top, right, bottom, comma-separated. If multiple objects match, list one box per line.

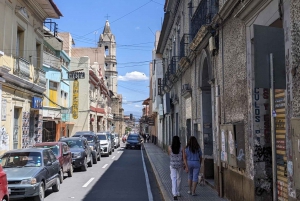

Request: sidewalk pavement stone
left=144, top=142, right=228, bottom=201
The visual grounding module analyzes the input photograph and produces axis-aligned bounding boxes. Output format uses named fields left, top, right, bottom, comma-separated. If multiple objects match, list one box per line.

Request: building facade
left=0, top=0, right=62, bottom=154
left=42, top=28, right=73, bottom=142
left=155, top=0, right=300, bottom=200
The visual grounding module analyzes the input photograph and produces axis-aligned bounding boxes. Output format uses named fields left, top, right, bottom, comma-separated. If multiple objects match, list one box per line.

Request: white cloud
left=118, top=71, right=148, bottom=81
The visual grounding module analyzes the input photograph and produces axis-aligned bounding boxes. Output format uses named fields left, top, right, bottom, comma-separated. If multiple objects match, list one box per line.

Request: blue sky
left=52, top=0, right=165, bottom=118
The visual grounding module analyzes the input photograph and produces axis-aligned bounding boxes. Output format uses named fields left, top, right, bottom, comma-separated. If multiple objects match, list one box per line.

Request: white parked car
left=96, top=132, right=112, bottom=156
left=112, top=133, right=120, bottom=148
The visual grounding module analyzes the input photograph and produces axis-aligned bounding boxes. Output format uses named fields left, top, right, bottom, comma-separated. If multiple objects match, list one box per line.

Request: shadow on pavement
left=82, top=147, right=149, bottom=201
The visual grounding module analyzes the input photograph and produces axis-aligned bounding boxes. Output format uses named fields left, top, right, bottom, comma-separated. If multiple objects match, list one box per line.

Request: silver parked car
left=97, top=132, right=112, bottom=156
left=112, top=133, right=120, bottom=148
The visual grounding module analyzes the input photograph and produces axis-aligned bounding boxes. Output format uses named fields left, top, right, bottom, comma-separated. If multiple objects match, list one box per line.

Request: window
left=49, top=81, right=58, bottom=90
left=105, top=46, right=109, bottom=56
left=36, top=42, right=41, bottom=69
left=43, top=150, right=50, bottom=165
left=48, top=150, right=57, bottom=162
left=16, top=27, right=25, bottom=58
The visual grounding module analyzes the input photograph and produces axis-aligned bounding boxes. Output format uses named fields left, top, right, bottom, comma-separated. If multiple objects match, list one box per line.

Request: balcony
left=43, top=51, right=60, bottom=70
left=181, top=84, right=192, bottom=98
left=38, top=70, right=46, bottom=87
left=171, top=56, right=180, bottom=78
left=14, top=57, right=30, bottom=80
left=191, top=0, right=219, bottom=39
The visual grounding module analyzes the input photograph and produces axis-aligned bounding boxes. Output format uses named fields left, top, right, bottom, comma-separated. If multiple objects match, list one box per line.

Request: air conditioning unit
left=209, top=36, right=216, bottom=52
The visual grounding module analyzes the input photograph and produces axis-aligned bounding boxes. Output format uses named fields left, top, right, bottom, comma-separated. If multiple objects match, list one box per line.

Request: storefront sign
left=32, top=97, right=43, bottom=109
left=72, top=80, right=79, bottom=119
left=68, top=72, right=85, bottom=79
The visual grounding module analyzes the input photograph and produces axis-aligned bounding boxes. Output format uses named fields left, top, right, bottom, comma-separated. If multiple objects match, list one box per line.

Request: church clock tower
left=99, top=20, right=117, bottom=95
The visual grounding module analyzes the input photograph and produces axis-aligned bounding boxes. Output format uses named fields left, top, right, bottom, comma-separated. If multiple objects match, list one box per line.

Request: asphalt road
left=21, top=142, right=163, bottom=201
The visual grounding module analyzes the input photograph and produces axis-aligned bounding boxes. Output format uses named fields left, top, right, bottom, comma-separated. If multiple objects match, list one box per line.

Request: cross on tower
left=105, top=14, right=110, bottom=20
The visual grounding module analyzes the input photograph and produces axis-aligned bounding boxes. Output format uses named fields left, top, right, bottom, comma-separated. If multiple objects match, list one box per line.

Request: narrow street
left=20, top=143, right=163, bottom=201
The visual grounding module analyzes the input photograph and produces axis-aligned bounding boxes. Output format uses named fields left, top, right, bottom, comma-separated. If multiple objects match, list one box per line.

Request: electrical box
left=291, top=118, right=300, bottom=191
left=227, top=124, right=237, bottom=167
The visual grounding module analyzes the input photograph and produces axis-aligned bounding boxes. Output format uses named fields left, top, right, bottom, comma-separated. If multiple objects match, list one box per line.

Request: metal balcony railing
left=180, top=34, right=192, bottom=59
left=38, top=70, right=46, bottom=87
left=171, top=56, right=180, bottom=73
left=191, top=0, right=219, bottom=39
left=43, top=51, right=60, bottom=70
left=14, top=57, right=30, bottom=80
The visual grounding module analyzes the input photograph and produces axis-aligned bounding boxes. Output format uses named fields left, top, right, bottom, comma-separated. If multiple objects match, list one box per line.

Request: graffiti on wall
left=253, top=88, right=272, bottom=198
left=0, top=127, right=9, bottom=151
left=22, top=112, right=43, bottom=148
left=22, top=112, right=30, bottom=148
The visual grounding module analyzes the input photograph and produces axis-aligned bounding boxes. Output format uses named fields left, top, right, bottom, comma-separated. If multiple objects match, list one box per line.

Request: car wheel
left=88, top=157, right=93, bottom=167
left=92, top=152, right=97, bottom=164
left=81, top=158, right=87, bottom=171
left=52, top=177, right=60, bottom=192
left=68, top=165, right=73, bottom=177
left=112, top=148, right=114, bottom=152
left=59, top=168, right=63, bottom=184
left=34, top=182, right=44, bottom=201
left=109, top=150, right=112, bottom=155
left=2, top=197, right=8, bottom=201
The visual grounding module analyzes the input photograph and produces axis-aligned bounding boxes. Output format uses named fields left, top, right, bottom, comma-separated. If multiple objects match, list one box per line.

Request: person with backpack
left=168, top=136, right=187, bottom=200
left=183, top=136, right=202, bottom=196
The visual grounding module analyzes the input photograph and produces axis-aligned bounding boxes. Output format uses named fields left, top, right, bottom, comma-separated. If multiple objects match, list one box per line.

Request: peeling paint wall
left=286, top=0, right=300, bottom=199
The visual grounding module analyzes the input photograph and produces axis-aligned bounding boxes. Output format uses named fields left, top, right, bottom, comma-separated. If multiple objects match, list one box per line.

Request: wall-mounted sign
left=32, top=97, right=43, bottom=109
left=72, top=80, right=79, bottom=119
left=68, top=71, right=85, bottom=79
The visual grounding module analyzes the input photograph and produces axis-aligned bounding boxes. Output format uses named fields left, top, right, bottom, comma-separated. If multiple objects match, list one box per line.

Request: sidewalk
left=144, top=142, right=227, bottom=201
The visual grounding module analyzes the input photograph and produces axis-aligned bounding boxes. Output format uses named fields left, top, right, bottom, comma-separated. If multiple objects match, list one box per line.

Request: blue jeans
left=187, top=161, right=200, bottom=182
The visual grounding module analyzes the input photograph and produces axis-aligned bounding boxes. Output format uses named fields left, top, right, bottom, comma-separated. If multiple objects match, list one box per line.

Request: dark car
left=0, top=164, right=9, bottom=201
left=34, top=142, right=73, bottom=183
left=73, top=131, right=101, bottom=164
left=1, top=148, right=60, bottom=201
left=59, top=137, right=93, bottom=171
left=125, top=133, right=142, bottom=149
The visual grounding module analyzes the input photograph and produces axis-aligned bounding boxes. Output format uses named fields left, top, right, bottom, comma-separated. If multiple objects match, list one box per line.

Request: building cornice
left=234, top=0, right=273, bottom=22
left=0, top=66, right=45, bottom=94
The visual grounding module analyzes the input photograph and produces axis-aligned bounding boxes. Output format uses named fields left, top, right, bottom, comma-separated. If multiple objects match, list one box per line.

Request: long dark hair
left=171, top=136, right=181, bottom=154
left=186, top=136, right=200, bottom=154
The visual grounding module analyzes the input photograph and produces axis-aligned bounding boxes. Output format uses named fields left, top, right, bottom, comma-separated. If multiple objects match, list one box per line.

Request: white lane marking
left=141, top=148, right=154, bottom=201
left=112, top=156, right=116, bottom=160
left=82, top=178, right=94, bottom=187
left=102, top=164, right=108, bottom=168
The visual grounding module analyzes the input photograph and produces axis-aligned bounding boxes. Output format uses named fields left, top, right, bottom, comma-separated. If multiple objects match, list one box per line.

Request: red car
left=0, top=164, right=9, bottom=201
left=34, top=141, right=73, bottom=183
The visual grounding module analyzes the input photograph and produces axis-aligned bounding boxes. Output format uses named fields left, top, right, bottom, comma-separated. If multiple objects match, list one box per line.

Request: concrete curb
left=143, top=143, right=170, bottom=201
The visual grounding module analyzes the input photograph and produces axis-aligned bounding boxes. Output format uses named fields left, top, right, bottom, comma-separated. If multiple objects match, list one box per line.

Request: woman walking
left=183, top=136, right=202, bottom=196
left=168, top=136, right=186, bottom=200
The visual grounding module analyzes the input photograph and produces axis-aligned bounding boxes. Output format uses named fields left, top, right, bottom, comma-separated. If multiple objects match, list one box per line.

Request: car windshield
left=1, top=152, right=42, bottom=168
left=63, top=140, right=84, bottom=148
left=97, top=135, right=106, bottom=140
left=74, top=135, right=94, bottom=142
left=127, top=135, right=139, bottom=141
left=35, top=145, right=60, bottom=156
